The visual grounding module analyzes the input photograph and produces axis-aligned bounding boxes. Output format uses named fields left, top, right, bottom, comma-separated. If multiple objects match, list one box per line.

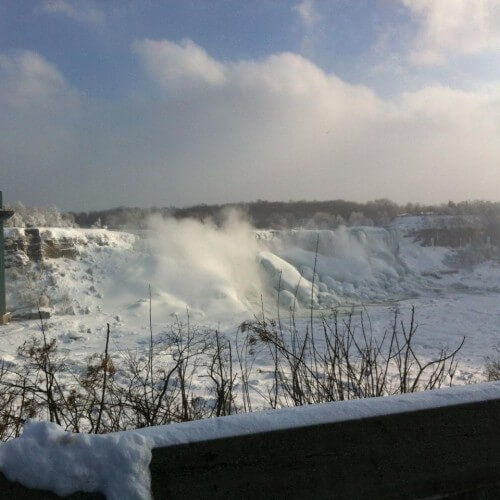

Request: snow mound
left=0, top=420, right=152, bottom=499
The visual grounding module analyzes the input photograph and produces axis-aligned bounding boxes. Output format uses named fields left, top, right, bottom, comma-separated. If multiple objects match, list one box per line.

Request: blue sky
left=0, top=1, right=401, bottom=97
left=1, top=0, right=500, bottom=210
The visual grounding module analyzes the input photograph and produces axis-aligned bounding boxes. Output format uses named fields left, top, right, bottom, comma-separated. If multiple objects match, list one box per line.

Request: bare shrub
left=0, top=304, right=465, bottom=440
left=239, top=306, right=464, bottom=407
left=485, top=357, right=500, bottom=381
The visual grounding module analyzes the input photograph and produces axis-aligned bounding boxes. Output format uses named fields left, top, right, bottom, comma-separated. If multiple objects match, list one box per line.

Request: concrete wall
left=150, top=398, right=500, bottom=499
left=1, top=385, right=500, bottom=499
left=0, top=477, right=103, bottom=500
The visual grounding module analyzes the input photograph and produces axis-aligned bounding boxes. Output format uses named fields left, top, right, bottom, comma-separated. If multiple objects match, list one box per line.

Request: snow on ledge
left=0, top=382, right=499, bottom=500
left=0, top=420, right=153, bottom=500
left=134, top=381, right=500, bottom=448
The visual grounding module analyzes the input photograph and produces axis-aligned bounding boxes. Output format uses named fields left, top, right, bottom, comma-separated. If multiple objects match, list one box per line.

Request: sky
left=1, top=0, right=500, bottom=211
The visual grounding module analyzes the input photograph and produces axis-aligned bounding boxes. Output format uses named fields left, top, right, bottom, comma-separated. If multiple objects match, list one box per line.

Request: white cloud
left=2, top=45, right=500, bottom=209
left=401, top=0, right=500, bottom=65
left=294, top=0, right=320, bottom=28
left=133, top=39, right=227, bottom=90
left=42, top=0, right=105, bottom=26
left=0, top=50, right=73, bottom=107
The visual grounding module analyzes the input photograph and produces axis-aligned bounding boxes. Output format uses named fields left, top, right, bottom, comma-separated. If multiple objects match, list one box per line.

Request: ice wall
left=256, top=227, right=407, bottom=308
left=4, top=221, right=418, bottom=321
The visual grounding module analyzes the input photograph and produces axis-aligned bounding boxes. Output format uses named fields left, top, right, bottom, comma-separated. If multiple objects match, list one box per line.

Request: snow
left=135, top=380, right=500, bottom=448
left=0, top=419, right=152, bottom=499
left=0, top=212, right=498, bottom=462
left=4, top=227, right=135, bottom=247
left=5, top=216, right=499, bottom=321
left=2, top=216, right=500, bottom=384
left=391, top=214, right=485, bottom=233
left=5, top=227, right=137, bottom=317
left=2, top=208, right=500, bottom=500
left=258, top=250, right=318, bottom=304
left=1, top=381, right=499, bottom=498
left=257, top=226, right=406, bottom=304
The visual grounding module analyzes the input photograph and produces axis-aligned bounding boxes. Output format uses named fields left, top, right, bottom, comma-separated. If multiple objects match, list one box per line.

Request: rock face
left=25, top=228, right=43, bottom=262
left=12, top=309, right=51, bottom=321
left=5, top=228, right=79, bottom=269
left=3, top=227, right=137, bottom=319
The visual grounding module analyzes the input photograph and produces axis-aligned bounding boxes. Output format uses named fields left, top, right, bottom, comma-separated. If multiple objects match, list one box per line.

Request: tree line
left=70, top=199, right=500, bottom=229
left=5, top=199, right=500, bottom=229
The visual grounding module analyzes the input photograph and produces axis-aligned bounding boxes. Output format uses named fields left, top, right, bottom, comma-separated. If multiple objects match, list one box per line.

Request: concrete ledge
left=149, top=398, right=500, bottom=499
left=1, top=383, right=500, bottom=498
left=0, top=476, right=103, bottom=500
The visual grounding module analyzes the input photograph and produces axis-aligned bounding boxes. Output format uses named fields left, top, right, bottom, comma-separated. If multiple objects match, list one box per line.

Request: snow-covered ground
left=2, top=215, right=500, bottom=386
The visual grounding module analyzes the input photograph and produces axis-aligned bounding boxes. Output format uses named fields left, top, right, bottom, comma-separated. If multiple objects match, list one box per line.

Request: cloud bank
left=1, top=40, right=500, bottom=210
left=133, top=39, right=227, bottom=89
left=401, top=0, right=500, bottom=65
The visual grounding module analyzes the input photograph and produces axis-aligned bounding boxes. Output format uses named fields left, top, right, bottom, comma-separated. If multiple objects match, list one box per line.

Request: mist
left=99, top=211, right=265, bottom=323
left=96, top=211, right=417, bottom=324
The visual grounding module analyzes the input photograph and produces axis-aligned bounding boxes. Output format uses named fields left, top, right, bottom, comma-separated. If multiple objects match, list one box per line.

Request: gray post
left=0, top=192, right=14, bottom=325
